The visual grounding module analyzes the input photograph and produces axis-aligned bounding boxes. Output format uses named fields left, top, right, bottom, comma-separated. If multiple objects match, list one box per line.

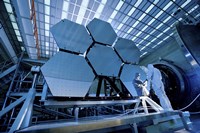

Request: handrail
left=0, top=52, right=22, bottom=74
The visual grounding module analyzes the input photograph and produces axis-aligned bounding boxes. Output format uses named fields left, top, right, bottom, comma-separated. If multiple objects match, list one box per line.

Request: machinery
left=140, top=22, right=200, bottom=111
left=0, top=19, right=192, bottom=133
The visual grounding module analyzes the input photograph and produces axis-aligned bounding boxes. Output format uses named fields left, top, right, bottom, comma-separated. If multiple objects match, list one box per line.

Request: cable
left=189, top=111, right=200, bottom=115
left=179, top=93, right=200, bottom=111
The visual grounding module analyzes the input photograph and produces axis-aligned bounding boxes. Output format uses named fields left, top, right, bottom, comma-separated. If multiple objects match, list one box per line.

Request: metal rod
left=2, top=52, right=24, bottom=110
left=31, top=73, right=37, bottom=89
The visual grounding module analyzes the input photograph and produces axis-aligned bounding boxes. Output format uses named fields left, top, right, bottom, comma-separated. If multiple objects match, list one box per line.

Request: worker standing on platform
left=133, top=73, right=149, bottom=96
left=147, top=64, right=173, bottom=110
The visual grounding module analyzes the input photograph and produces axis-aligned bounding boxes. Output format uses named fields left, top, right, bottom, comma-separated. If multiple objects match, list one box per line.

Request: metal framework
left=0, top=57, right=192, bottom=133
left=0, top=17, right=193, bottom=133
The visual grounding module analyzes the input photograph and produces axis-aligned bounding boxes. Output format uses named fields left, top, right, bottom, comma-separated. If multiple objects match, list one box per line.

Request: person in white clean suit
left=133, top=73, right=149, bottom=96
left=147, top=64, right=173, bottom=110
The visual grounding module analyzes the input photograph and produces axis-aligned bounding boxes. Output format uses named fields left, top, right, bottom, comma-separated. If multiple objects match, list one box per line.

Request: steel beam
left=44, top=99, right=140, bottom=108
left=0, top=96, right=26, bottom=117
left=9, top=88, right=36, bottom=133
left=0, top=64, right=17, bottom=79
left=40, top=82, right=48, bottom=101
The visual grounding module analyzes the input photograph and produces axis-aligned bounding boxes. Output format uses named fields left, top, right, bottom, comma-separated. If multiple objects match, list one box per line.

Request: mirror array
left=41, top=18, right=146, bottom=97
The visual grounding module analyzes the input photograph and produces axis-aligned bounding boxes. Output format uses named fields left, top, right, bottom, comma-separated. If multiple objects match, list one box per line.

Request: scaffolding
left=0, top=54, right=192, bottom=133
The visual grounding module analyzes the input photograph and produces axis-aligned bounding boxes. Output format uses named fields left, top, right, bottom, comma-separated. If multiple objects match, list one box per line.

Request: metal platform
left=16, top=111, right=191, bottom=133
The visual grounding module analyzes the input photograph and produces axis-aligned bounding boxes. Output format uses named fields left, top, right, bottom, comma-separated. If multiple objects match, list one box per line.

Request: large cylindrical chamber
left=153, top=63, right=190, bottom=110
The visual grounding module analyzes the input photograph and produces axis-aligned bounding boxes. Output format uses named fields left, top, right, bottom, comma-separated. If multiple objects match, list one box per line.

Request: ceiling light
left=45, top=30, right=49, bottom=37
left=76, top=0, right=89, bottom=24
left=140, top=52, right=147, bottom=57
left=94, top=0, right=107, bottom=19
left=117, top=23, right=124, bottom=30
left=45, top=15, right=50, bottom=23
left=3, top=0, right=10, bottom=3
left=188, top=5, right=199, bottom=14
left=17, top=36, right=22, bottom=42
left=61, top=12, right=67, bottom=19
left=115, top=0, right=124, bottom=10
left=45, top=6, right=50, bottom=15
left=45, top=42, right=49, bottom=47
left=9, top=14, right=16, bottom=22
left=11, top=22, right=19, bottom=30
left=63, top=1, right=69, bottom=12
left=4, top=3, right=13, bottom=13
left=163, top=1, right=173, bottom=11
left=44, top=0, right=50, bottom=5
left=108, top=1, right=124, bottom=23
left=46, top=50, right=49, bottom=55
left=181, top=0, right=191, bottom=8
left=45, top=23, right=49, bottom=30
left=14, top=30, right=20, bottom=36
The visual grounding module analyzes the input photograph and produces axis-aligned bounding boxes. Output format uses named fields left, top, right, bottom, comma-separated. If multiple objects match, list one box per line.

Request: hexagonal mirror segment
left=41, top=51, right=95, bottom=97
left=120, top=64, right=147, bottom=96
left=87, top=18, right=117, bottom=46
left=50, top=19, right=93, bottom=53
left=114, top=37, right=141, bottom=64
left=87, top=44, right=122, bottom=77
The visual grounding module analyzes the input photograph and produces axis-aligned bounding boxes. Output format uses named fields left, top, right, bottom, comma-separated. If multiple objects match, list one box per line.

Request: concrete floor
left=175, top=114, right=200, bottom=133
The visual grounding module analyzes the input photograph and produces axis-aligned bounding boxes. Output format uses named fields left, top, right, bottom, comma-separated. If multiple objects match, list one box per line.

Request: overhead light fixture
left=4, top=1, right=23, bottom=42
left=11, top=22, right=18, bottom=30
left=61, top=1, right=69, bottom=19
left=108, top=0, right=124, bottom=23
left=179, top=18, right=183, bottom=21
left=131, top=0, right=159, bottom=41
left=63, top=0, right=69, bottom=11
left=163, top=1, right=173, bottom=11
left=188, top=5, right=199, bottom=14
left=115, top=0, right=124, bottom=10
left=14, top=30, right=20, bottom=36
left=44, top=1, right=51, bottom=36
left=117, top=23, right=124, bottom=30
left=140, top=52, right=147, bottom=57
left=150, top=38, right=157, bottom=43
left=61, top=12, right=67, bottom=19
left=45, top=23, right=49, bottom=30
left=94, top=0, right=107, bottom=19
left=136, top=1, right=174, bottom=46
left=4, top=3, right=12, bottom=13
left=152, top=33, right=174, bottom=49
left=3, top=0, right=10, bottom=3
left=45, top=6, right=50, bottom=15
left=45, top=15, right=50, bottom=23
left=45, top=30, right=49, bottom=37
left=44, top=0, right=50, bottom=5
left=181, top=0, right=191, bottom=8
left=195, top=13, right=200, bottom=18
left=45, top=42, right=49, bottom=47
left=140, top=28, right=171, bottom=50
left=117, top=0, right=142, bottom=31
left=17, top=36, right=22, bottom=42
left=9, top=14, right=16, bottom=22
left=46, top=50, right=49, bottom=55
left=76, top=0, right=89, bottom=24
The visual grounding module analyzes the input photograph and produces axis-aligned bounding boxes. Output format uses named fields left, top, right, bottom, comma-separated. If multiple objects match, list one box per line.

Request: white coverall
left=147, top=64, right=173, bottom=110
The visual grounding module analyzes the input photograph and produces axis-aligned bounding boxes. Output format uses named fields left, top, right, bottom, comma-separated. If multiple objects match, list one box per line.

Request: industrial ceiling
left=1, top=0, right=200, bottom=61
